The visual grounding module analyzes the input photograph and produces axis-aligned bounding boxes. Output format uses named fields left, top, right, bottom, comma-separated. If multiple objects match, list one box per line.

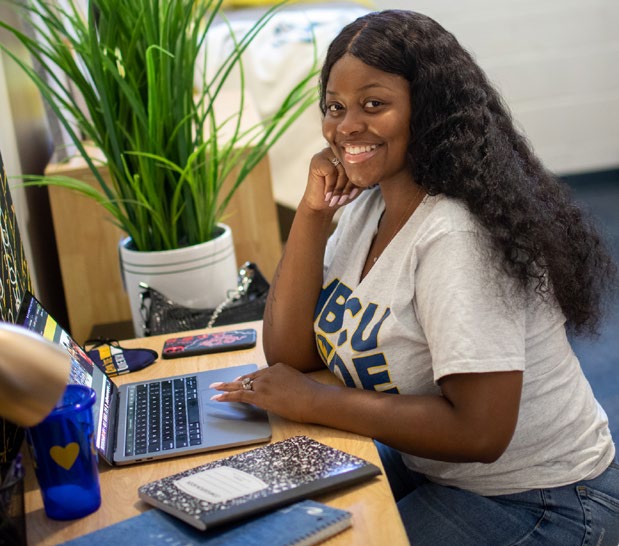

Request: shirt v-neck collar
left=355, top=193, right=432, bottom=286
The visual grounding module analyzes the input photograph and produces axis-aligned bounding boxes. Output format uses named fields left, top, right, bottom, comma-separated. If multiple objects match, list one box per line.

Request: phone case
left=161, top=328, right=257, bottom=359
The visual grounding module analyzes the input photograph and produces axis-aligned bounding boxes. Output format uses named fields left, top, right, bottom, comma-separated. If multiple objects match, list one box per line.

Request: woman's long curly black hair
left=319, top=10, right=616, bottom=337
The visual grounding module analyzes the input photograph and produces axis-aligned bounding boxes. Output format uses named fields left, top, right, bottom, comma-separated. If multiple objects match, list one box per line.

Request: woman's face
left=322, top=54, right=412, bottom=188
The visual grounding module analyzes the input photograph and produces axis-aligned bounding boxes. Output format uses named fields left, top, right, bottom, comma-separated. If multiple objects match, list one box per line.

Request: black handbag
left=139, top=262, right=270, bottom=336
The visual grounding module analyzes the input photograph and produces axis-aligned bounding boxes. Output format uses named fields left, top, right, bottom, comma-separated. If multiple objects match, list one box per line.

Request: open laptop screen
left=16, top=292, right=114, bottom=456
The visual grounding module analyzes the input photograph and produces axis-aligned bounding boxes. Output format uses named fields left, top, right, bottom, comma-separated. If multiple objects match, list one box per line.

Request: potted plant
left=0, top=0, right=318, bottom=334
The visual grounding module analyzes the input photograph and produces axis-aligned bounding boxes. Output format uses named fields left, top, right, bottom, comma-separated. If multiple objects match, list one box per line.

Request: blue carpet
left=563, top=169, right=619, bottom=442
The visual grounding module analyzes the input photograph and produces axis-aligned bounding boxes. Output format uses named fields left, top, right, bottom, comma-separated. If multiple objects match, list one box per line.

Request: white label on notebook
left=174, top=466, right=268, bottom=503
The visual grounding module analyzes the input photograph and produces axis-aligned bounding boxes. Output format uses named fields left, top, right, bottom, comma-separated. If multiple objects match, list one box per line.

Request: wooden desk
left=24, top=322, right=408, bottom=545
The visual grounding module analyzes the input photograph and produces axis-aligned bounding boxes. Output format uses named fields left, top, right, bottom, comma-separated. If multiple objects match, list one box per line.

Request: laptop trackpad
left=202, top=399, right=265, bottom=421
left=200, top=395, right=271, bottom=447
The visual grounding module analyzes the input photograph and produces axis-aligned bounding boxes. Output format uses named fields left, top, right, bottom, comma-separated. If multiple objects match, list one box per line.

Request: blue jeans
left=375, top=442, right=619, bottom=545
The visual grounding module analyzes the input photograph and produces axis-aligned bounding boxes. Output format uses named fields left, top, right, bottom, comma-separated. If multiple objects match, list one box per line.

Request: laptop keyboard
left=124, top=376, right=202, bottom=456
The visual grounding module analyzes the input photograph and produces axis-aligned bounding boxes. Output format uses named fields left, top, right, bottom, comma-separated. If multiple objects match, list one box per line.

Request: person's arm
left=211, top=365, right=522, bottom=463
left=307, top=369, right=522, bottom=463
left=262, top=204, right=332, bottom=371
left=263, top=149, right=357, bottom=371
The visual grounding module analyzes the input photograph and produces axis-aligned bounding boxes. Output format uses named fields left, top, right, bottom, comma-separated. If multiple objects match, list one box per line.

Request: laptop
left=16, top=291, right=271, bottom=466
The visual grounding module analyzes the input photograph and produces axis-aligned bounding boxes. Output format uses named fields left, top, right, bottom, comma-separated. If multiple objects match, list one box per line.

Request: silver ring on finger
left=331, top=157, right=341, bottom=167
left=242, top=377, right=254, bottom=391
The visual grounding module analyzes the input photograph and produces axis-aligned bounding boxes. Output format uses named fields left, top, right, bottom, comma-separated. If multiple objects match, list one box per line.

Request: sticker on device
left=174, top=466, right=268, bottom=503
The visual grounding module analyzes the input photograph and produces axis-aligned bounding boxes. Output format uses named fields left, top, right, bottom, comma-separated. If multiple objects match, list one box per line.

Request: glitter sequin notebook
left=138, top=435, right=381, bottom=531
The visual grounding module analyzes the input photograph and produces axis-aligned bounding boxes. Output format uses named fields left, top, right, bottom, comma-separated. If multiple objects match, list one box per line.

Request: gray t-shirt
left=315, top=188, right=615, bottom=495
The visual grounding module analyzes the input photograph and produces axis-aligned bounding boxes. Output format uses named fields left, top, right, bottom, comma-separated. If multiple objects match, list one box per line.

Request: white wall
left=374, top=0, right=619, bottom=175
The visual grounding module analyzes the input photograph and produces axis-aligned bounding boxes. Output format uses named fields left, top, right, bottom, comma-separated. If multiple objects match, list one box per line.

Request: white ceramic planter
left=119, top=224, right=238, bottom=337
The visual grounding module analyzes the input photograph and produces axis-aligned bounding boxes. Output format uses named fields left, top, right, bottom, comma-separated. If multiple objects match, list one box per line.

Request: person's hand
left=303, top=148, right=361, bottom=212
left=209, top=363, right=325, bottom=423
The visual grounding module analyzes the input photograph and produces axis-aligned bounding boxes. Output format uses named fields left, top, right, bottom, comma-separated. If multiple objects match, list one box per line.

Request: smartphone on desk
left=162, top=328, right=257, bottom=359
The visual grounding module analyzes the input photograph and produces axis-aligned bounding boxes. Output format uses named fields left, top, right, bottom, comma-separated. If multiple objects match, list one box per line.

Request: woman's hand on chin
left=303, top=148, right=361, bottom=212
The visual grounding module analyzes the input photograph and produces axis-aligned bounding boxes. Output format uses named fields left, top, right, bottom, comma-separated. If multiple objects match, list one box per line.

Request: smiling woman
left=322, top=55, right=412, bottom=189
left=209, top=9, right=619, bottom=546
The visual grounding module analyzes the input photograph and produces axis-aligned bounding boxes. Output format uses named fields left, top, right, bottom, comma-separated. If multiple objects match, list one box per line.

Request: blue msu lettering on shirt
left=314, top=278, right=397, bottom=393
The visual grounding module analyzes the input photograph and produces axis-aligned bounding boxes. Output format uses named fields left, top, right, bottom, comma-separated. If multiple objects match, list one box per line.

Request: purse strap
left=206, top=262, right=260, bottom=328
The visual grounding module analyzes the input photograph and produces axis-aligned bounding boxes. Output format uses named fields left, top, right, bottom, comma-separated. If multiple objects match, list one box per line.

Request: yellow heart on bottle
left=50, top=443, right=80, bottom=470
